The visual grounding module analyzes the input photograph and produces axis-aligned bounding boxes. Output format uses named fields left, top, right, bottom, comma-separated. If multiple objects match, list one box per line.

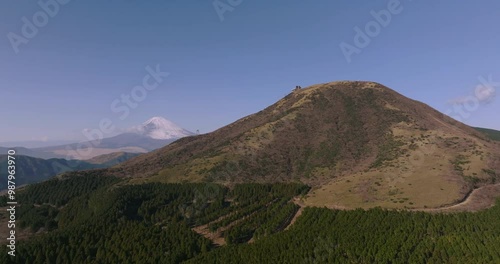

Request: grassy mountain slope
left=84, top=151, right=140, bottom=165
left=109, top=81, right=500, bottom=209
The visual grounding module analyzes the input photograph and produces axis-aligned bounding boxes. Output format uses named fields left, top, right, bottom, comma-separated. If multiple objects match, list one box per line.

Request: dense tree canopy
left=1, top=174, right=499, bottom=263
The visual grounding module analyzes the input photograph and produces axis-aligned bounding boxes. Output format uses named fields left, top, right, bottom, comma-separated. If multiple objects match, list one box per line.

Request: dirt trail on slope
left=193, top=183, right=500, bottom=247
left=415, top=183, right=500, bottom=213
left=192, top=211, right=258, bottom=246
left=284, top=205, right=303, bottom=231
left=192, top=202, right=274, bottom=246
left=193, top=198, right=308, bottom=245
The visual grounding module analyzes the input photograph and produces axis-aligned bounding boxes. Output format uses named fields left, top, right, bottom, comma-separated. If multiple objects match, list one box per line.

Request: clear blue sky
left=1, top=0, right=499, bottom=142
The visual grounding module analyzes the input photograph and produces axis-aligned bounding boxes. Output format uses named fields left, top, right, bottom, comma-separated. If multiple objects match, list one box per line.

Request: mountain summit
left=115, top=81, right=499, bottom=209
left=131, top=117, right=194, bottom=140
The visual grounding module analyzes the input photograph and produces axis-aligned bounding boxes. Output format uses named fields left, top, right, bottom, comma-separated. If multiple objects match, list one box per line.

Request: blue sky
left=1, top=0, right=499, bottom=142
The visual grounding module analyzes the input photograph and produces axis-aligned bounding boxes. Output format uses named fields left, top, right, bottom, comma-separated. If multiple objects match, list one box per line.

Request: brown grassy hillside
left=109, top=81, right=499, bottom=209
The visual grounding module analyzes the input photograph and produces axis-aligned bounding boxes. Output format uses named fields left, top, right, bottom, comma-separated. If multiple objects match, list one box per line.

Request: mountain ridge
left=0, top=152, right=139, bottom=190
left=83, top=81, right=500, bottom=209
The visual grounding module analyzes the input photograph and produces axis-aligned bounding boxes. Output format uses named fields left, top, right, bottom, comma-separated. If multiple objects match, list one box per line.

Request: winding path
left=415, top=183, right=500, bottom=213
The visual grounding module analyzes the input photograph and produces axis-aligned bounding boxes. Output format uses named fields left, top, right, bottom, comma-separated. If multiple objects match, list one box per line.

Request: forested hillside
left=475, top=127, right=500, bottom=141
left=189, top=204, right=500, bottom=263
left=1, top=174, right=500, bottom=263
left=0, top=175, right=308, bottom=263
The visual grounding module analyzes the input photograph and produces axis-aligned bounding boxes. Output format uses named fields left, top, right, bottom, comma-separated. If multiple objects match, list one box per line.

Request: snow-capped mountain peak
left=131, top=117, right=194, bottom=140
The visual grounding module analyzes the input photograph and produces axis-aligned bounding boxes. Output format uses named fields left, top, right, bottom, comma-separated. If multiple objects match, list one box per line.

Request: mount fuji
left=129, top=117, right=195, bottom=140
left=19, top=117, right=195, bottom=160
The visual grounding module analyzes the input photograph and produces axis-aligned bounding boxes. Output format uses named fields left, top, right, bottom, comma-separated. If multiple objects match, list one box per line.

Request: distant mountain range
left=0, top=117, right=194, bottom=160
left=0, top=140, right=77, bottom=149
left=0, top=152, right=140, bottom=190
left=0, top=146, right=67, bottom=159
